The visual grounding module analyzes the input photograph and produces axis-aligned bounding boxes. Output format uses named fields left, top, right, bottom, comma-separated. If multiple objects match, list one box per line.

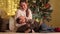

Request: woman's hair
left=26, top=9, right=29, bottom=17
left=19, top=0, right=29, bottom=17
left=19, top=0, right=27, bottom=4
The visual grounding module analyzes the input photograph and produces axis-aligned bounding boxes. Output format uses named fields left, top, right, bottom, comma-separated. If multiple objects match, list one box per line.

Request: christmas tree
left=28, top=0, right=53, bottom=22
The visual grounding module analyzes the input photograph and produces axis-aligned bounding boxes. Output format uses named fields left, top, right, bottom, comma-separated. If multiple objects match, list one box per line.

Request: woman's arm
left=15, top=9, right=21, bottom=20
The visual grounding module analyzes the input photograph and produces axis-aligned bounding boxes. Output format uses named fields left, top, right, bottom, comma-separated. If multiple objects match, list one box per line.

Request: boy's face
left=19, top=16, right=26, bottom=24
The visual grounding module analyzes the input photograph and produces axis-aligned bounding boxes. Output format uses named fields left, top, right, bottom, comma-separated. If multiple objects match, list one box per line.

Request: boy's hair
left=16, top=17, right=26, bottom=24
left=16, top=18, right=20, bottom=24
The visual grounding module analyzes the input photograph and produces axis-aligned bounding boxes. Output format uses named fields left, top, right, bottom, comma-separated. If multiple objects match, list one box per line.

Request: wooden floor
left=0, top=33, right=60, bottom=34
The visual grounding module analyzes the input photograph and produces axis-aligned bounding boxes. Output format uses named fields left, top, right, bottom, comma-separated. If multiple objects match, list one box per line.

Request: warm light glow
left=0, top=0, right=20, bottom=16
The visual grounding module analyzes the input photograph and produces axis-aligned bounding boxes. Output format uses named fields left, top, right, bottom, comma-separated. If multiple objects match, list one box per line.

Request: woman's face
left=20, top=2, right=27, bottom=10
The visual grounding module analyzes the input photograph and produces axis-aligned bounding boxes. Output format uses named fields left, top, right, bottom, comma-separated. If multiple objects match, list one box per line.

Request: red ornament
left=43, top=16, right=46, bottom=19
left=44, top=3, right=50, bottom=9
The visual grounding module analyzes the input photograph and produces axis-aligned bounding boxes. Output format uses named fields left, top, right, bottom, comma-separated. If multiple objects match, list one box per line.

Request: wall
left=46, top=0, right=60, bottom=27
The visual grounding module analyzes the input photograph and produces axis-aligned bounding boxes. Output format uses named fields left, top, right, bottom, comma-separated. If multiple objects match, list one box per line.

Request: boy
left=16, top=16, right=32, bottom=33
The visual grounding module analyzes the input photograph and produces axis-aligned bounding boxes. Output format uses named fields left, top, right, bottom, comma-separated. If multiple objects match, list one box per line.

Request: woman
left=15, top=0, right=32, bottom=21
left=14, top=0, right=33, bottom=32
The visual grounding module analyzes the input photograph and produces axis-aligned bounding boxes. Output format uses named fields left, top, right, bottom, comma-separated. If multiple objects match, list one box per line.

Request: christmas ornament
left=28, top=0, right=53, bottom=22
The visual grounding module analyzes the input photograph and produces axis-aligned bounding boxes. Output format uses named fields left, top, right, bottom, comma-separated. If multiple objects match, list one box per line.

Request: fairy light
left=0, top=0, right=20, bottom=16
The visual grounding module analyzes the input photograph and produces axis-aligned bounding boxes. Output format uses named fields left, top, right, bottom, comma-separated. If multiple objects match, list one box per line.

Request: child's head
left=16, top=16, right=26, bottom=24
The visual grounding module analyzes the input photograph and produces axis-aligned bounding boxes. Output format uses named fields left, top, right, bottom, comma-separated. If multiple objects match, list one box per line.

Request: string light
left=0, top=0, right=20, bottom=16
